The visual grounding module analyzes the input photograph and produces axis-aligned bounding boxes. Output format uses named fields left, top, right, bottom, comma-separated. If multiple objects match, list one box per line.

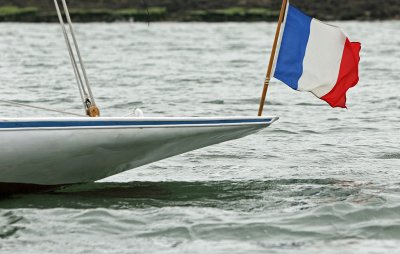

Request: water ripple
left=0, top=21, right=399, bottom=253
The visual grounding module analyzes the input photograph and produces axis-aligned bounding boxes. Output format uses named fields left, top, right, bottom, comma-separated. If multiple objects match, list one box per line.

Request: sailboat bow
left=0, top=116, right=278, bottom=185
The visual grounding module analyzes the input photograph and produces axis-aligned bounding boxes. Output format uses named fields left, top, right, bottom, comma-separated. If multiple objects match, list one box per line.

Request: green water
left=0, top=22, right=399, bottom=253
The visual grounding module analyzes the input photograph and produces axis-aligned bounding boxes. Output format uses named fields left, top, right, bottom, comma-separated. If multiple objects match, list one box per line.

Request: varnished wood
left=258, top=0, right=288, bottom=116
left=87, top=105, right=100, bottom=117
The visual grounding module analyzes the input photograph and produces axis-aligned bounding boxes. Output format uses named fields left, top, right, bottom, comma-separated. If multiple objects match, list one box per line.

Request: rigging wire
left=53, top=0, right=100, bottom=117
left=60, top=0, right=96, bottom=105
left=54, top=0, right=88, bottom=111
left=0, top=99, right=87, bottom=117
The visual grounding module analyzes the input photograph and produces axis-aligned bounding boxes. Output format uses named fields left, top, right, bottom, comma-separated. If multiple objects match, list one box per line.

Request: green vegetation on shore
left=0, top=0, right=399, bottom=22
left=188, top=8, right=279, bottom=22
left=0, top=6, right=168, bottom=22
left=0, top=6, right=38, bottom=21
left=0, top=6, right=281, bottom=22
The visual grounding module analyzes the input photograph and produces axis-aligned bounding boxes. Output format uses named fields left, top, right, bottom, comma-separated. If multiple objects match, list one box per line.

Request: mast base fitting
left=87, top=105, right=100, bottom=117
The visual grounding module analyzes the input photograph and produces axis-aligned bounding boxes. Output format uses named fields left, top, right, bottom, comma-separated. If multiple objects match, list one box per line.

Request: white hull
left=0, top=116, right=277, bottom=185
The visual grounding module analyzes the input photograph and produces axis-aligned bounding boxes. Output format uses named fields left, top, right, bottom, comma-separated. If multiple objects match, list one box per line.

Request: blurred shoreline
left=0, top=0, right=399, bottom=22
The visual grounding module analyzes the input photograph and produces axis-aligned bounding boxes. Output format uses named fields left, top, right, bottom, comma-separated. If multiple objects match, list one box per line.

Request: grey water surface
left=0, top=22, right=399, bottom=253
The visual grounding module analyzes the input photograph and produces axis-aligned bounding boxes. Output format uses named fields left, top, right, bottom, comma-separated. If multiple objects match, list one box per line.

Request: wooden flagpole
left=258, top=0, right=288, bottom=116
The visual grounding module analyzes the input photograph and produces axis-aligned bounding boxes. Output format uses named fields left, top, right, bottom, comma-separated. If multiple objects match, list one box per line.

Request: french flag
left=273, top=3, right=361, bottom=108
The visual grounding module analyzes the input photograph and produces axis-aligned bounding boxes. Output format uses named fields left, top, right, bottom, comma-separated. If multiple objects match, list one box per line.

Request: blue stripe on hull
left=0, top=118, right=273, bottom=129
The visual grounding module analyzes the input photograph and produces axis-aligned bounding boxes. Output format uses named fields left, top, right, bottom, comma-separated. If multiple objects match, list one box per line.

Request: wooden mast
left=258, top=0, right=288, bottom=116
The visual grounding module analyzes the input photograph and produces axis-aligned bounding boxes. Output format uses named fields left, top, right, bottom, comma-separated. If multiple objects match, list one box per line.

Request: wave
left=0, top=211, right=23, bottom=239
left=201, top=100, right=224, bottom=105
left=377, top=153, right=400, bottom=159
left=295, top=102, right=326, bottom=106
